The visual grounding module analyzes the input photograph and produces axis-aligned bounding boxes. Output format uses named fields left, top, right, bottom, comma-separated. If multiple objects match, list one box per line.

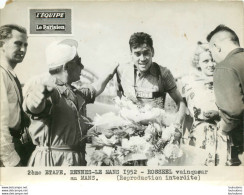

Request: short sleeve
left=160, top=67, right=177, bottom=92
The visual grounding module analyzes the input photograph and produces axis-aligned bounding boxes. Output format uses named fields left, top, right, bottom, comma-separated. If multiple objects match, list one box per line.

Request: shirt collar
left=55, top=78, right=68, bottom=94
left=134, top=62, right=158, bottom=77
left=55, top=78, right=66, bottom=86
left=225, top=47, right=244, bottom=60
left=149, top=62, right=158, bottom=77
left=7, top=68, right=17, bottom=77
left=1, top=63, right=17, bottom=77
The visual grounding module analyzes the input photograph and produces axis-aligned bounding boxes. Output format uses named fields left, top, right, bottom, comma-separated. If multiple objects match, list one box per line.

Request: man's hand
left=217, top=119, right=229, bottom=142
left=174, top=128, right=182, bottom=143
left=77, top=84, right=95, bottom=100
left=217, top=118, right=232, bottom=133
left=26, top=83, right=54, bottom=114
left=28, top=84, right=53, bottom=108
left=172, top=123, right=182, bottom=144
left=91, top=63, right=119, bottom=97
left=203, top=110, right=220, bottom=121
left=15, top=161, right=22, bottom=167
left=78, top=84, right=93, bottom=98
left=105, top=62, right=119, bottom=77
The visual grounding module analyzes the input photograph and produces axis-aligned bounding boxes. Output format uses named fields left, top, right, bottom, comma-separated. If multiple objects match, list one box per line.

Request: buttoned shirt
left=0, top=64, right=22, bottom=166
left=116, top=62, right=176, bottom=108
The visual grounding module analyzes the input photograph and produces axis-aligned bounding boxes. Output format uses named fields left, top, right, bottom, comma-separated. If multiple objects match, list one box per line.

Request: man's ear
left=214, top=42, right=221, bottom=53
left=151, top=47, right=154, bottom=57
left=62, top=67, right=69, bottom=78
left=216, top=45, right=221, bottom=53
left=130, top=51, right=134, bottom=60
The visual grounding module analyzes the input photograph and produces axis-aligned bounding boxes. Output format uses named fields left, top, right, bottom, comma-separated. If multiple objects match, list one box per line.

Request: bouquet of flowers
left=87, top=96, right=183, bottom=166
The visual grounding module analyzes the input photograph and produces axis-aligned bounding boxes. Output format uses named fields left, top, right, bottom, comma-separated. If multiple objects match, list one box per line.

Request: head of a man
left=207, top=25, right=240, bottom=63
left=47, top=39, right=84, bottom=85
left=192, top=42, right=216, bottom=77
left=0, top=24, right=28, bottom=67
left=129, top=32, right=154, bottom=73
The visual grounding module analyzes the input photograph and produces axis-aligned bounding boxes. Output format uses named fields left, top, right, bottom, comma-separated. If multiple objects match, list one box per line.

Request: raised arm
left=92, top=64, right=119, bottom=97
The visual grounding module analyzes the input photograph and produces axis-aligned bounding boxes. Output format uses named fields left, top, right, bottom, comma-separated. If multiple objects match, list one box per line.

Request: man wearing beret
left=23, top=39, right=95, bottom=166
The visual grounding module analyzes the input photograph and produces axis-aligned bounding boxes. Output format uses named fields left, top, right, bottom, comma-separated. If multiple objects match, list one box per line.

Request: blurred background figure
left=181, top=41, right=228, bottom=166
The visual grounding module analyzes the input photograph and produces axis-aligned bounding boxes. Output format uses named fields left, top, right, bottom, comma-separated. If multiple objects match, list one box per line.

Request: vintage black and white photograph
left=0, top=1, right=243, bottom=189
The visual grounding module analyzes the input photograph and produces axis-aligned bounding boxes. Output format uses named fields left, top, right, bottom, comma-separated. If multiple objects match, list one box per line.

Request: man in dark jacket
left=207, top=25, right=244, bottom=165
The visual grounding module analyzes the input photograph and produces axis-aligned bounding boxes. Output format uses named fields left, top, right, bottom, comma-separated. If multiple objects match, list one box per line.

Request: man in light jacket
left=0, top=24, right=29, bottom=166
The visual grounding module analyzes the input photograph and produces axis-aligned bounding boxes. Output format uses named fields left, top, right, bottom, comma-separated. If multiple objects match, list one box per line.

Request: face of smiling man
left=1, top=29, right=28, bottom=67
left=131, top=43, right=154, bottom=73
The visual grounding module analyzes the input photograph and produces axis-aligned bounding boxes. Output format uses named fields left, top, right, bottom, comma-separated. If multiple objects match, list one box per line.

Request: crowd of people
left=0, top=24, right=243, bottom=167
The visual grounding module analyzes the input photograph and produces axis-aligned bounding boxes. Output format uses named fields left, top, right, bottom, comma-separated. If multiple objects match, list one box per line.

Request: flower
left=163, top=143, right=183, bottom=159
left=89, top=149, right=122, bottom=166
left=91, top=134, right=119, bottom=148
left=147, top=154, right=168, bottom=166
left=161, top=125, right=175, bottom=142
left=86, top=96, right=183, bottom=166
left=93, top=112, right=131, bottom=129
